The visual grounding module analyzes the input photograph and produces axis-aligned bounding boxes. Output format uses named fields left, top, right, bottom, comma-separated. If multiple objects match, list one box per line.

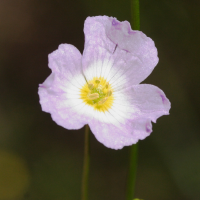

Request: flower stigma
left=80, top=77, right=114, bottom=112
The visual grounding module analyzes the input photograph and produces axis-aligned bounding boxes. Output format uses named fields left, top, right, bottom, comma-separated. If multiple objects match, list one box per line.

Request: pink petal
left=115, top=84, right=171, bottom=122
left=38, top=44, right=88, bottom=129
left=84, top=16, right=116, bottom=53
left=48, top=44, right=84, bottom=87
left=89, top=117, right=152, bottom=150
left=88, top=84, right=170, bottom=149
left=39, top=86, right=87, bottom=129
left=82, top=43, right=145, bottom=90
left=83, top=16, right=158, bottom=84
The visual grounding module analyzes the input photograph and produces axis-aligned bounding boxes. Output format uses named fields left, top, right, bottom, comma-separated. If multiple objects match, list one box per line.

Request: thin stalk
left=81, top=124, right=90, bottom=200
left=131, top=0, right=140, bottom=30
left=126, top=144, right=138, bottom=200
left=126, top=1, right=140, bottom=200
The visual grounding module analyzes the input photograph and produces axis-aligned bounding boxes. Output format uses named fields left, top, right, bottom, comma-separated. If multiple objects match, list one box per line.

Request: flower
left=38, top=16, right=171, bottom=150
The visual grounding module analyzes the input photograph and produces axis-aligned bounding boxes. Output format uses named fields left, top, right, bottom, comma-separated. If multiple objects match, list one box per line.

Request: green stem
left=126, top=1, right=140, bottom=200
left=131, top=0, right=140, bottom=30
left=126, top=144, right=138, bottom=200
left=81, top=124, right=90, bottom=200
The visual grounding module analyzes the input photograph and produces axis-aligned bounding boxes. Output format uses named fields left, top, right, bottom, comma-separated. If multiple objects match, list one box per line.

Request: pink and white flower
left=38, top=16, right=171, bottom=149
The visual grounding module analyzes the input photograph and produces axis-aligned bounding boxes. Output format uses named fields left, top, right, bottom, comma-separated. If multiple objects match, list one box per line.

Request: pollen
left=80, top=77, right=114, bottom=112
left=95, top=79, right=100, bottom=84
left=88, top=83, right=94, bottom=90
left=98, top=97, right=108, bottom=105
left=88, top=93, right=99, bottom=100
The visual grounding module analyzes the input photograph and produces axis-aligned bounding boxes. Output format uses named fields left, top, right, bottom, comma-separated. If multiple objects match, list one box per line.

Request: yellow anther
left=88, top=93, right=99, bottom=100
left=88, top=83, right=94, bottom=90
left=107, top=90, right=112, bottom=96
left=98, top=97, right=108, bottom=105
left=95, top=79, right=100, bottom=84
left=105, top=84, right=109, bottom=89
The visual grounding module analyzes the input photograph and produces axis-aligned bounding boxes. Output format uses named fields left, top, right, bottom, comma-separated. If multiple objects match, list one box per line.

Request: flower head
left=38, top=16, right=171, bottom=149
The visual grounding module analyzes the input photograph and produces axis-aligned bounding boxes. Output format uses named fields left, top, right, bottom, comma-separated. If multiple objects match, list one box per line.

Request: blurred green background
left=0, top=0, right=200, bottom=199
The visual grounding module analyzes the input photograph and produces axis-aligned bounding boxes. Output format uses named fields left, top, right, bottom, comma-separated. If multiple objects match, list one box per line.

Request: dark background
left=0, top=0, right=200, bottom=200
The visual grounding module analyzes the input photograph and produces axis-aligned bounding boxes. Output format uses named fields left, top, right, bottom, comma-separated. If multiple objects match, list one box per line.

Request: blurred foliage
left=0, top=0, right=200, bottom=200
left=0, top=151, right=30, bottom=199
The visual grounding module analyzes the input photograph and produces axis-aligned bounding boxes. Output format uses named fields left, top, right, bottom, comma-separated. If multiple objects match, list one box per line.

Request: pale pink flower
left=38, top=16, right=171, bottom=149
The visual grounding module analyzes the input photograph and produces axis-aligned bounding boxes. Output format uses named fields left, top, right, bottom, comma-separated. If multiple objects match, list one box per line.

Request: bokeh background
left=0, top=0, right=200, bottom=199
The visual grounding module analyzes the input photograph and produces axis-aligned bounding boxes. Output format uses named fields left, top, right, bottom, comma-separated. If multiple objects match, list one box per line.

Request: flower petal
left=38, top=44, right=88, bottom=129
left=114, top=84, right=171, bottom=122
left=83, top=16, right=158, bottom=85
left=82, top=43, right=142, bottom=91
left=89, top=117, right=152, bottom=149
left=48, top=44, right=85, bottom=88
left=88, top=84, right=170, bottom=149
left=84, top=16, right=116, bottom=53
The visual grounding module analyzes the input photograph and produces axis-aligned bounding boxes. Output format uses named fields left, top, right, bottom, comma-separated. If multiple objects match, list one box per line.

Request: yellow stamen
left=98, top=97, right=108, bottom=105
left=80, top=77, right=114, bottom=112
left=88, top=93, right=99, bottom=100
left=95, top=79, right=100, bottom=84
left=107, top=90, right=112, bottom=96
left=88, top=83, right=94, bottom=90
